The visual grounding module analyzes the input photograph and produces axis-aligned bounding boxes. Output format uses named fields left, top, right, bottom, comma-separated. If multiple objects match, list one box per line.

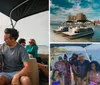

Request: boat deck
left=62, top=32, right=76, bottom=36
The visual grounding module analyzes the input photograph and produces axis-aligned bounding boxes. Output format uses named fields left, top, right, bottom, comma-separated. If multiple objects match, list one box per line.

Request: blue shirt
left=75, top=60, right=90, bottom=78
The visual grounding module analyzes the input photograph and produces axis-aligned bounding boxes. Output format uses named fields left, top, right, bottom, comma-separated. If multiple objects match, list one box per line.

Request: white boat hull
left=62, top=30, right=94, bottom=39
left=69, top=31, right=94, bottom=39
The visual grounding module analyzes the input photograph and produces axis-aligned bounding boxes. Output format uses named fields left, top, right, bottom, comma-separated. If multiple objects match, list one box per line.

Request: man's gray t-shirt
left=0, top=43, right=29, bottom=72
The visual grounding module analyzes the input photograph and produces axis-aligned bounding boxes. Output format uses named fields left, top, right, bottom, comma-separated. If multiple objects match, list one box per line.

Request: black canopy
left=0, top=0, right=48, bottom=21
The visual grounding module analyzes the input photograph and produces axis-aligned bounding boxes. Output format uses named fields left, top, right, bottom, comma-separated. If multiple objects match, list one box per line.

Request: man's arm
left=16, top=46, right=31, bottom=77
left=14, top=61, right=31, bottom=78
left=12, top=61, right=31, bottom=84
left=18, top=62, right=31, bottom=76
left=86, top=72, right=89, bottom=85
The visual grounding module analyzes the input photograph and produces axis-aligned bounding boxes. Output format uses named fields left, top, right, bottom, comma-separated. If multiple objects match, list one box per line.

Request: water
left=38, top=45, right=49, bottom=54
left=50, top=24, right=100, bottom=42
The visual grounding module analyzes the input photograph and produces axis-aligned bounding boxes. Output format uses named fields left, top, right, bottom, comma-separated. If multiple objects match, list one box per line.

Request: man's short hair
left=18, top=38, right=26, bottom=44
left=78, top=53, right=84, bottom=57
left=4, top=28, right=19, bottom=40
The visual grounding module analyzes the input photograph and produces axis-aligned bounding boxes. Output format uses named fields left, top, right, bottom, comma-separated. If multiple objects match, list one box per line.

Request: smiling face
left=64, top=56, right=67, bottom=62
left=21, top=42, right=26, bottom=46
left=78, top=54, right=84, bottom=61
left=29, top=39, right=35, bottom=46
left=58, top=57, right=62, bottom=61
left=55, top=70, right=59, bottom=77
left=29, top=40, right=33, bottom=46
left=91, top=64, right=96, bottom=71
left=4, top=34, right=13, bottom=46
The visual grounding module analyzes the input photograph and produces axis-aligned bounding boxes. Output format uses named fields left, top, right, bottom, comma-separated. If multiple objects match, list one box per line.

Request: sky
left=50, top=0, right=100, bottom=22
left=0, top=11, right=49, bottom=46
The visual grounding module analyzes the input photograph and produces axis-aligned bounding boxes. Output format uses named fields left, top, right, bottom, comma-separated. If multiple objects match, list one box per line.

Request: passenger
left=63, top=54, right=71, bottom=85
left=26, top=39, right=42, bottom=63
left=18, top=38, right=26, bottom=46
left=75, top=54, right=90, bottom=85
left=54, top=56, right=66, bottom=77
left=69, top=53, right=78, bottom=65
left=51, top=69, right=63, bottom=85
left=0, top=28, right=31, bottom=85
left=26, top=39, right=48, bottom=77
left=69, top=53, right=78, bottom=85
left=86, top=61, right=100, bottom=85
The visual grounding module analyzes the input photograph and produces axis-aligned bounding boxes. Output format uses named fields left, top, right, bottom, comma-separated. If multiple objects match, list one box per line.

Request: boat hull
left=69, top=31, right=94, bottom=39
left=53, top=26, right=68, bottom=34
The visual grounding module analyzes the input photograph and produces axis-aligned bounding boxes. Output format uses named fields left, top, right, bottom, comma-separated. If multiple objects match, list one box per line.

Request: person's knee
left=0, top=75, right=10, bottom=84
left=21, top=76, right=30, bottom=81
left=20, top=76, right=31, bottom=85
left=0, top=75, right=4, bottom=81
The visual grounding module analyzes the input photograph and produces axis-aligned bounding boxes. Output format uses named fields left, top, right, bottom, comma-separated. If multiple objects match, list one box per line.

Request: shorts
left=76, top=73, right=86, bottom=79
left=77, top=76, right=86, bottom=81
left=0, top=71, right=19, bottom=81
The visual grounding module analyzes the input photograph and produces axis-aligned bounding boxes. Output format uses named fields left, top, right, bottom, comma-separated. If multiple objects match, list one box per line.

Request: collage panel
left=0, top=0, right=49, bottom=85
left=50, top=0, right=100, bottom=42
left=50, top=44, right=100, bottom=85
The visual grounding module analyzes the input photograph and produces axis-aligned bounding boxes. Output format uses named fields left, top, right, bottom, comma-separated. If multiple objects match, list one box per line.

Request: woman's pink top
left=90, top=71, right=100, bottom=83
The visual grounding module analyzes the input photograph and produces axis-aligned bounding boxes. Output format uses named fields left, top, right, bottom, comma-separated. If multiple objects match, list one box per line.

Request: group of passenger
left=18, top=38, right=41, bottom=63
left=18, top=38, right=48, bottom=77
left=51, top=53, right=100, bottom=85
left=51, top=54, right=71, bottom=85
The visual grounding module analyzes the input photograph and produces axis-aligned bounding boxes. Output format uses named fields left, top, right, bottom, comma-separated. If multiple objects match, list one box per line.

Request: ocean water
left=38, top=45, right=49, bottom=54
left=50, top=24, right=100, bottom=42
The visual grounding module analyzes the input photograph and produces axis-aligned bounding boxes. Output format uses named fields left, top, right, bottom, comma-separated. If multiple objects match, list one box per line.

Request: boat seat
left=39, top=54, right=48, bottom=64
left=29, top=58, right=39, bottom=85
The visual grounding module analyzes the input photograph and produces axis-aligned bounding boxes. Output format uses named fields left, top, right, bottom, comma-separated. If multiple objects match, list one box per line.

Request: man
left=18, top=38, right=26, bottom=47
left=69, top=53, right=78, bottom=85
left=0, top=28, right=31, bottom=85
left=75, top=54, right=90, bottom=85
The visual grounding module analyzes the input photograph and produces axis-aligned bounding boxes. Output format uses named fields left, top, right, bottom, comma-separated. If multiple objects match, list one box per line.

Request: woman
left=86, top=61, right=100, bottom=85
left=54, top=56, right=66, bottom=76
left=26, top=39, right=41, bottom=63
left=51, top=69, right=62, bottom=85
left=26, top=39, right=48, bottom=78
left=63, top=54, right=71, bottom=85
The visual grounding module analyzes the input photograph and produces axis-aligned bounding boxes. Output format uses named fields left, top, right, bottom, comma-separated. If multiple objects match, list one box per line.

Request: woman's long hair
left=51, top=69, right=59, bottom=81
left=90, top=61, right=100, bottom=72
left=30, top=39, right=37, bottom=45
